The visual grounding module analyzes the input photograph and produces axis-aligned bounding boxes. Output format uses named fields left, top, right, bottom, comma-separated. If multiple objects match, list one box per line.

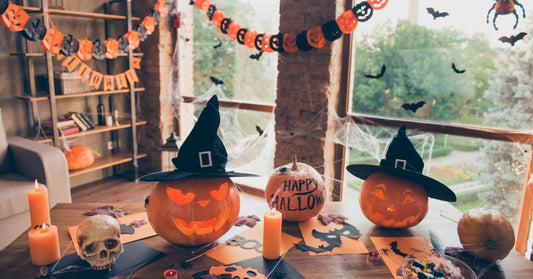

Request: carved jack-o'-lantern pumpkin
left=359, top=172, right=428, bottom=228
left=40, top=28, right=64, bottom=54
left=76, top=38, right=93, bottom=61
left=0, top=3, right=29, bottom=32
left=146, top=177, right=240, bottom=246
left=368, top=0, right=388, bottom=10
left=265, top=156, right=326, bottom=222
left=282, top=33, right=298, bottom=53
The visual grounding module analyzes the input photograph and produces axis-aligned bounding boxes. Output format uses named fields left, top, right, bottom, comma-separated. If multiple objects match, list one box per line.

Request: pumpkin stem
left=291, top=155, right=299, bottom=171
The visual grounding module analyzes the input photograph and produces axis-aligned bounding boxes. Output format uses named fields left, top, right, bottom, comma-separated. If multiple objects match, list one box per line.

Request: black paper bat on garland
left=426, top=7, right=449, bottom=20
left=401, top=101, right=426, bottom=113
left=364, top=64, right=386, bottom=79
left=452, top=62, right=466, bottom=74
left=209, top=76, right=224, bottom=85
left=499, top=32, right=527, bottom=46
left=294, top=223, right=361, bottom=253
left=250, top=51, right=264, bottom=61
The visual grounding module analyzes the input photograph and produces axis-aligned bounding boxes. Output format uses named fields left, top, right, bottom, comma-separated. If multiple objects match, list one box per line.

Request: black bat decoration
left=294, top=223, right=361, bottom=253
left=249, top=51, right=263, bottom=60
left=401, top=101, right=426, bottom=113
left=390, top=241, right=408, bottom=257
left=451, top=62, right=466, bottom=74
left=213, top=40, right=222, bottom=49
left=255, top=125, right=264, bottom=136
left=209, top=76, right=224, bottom=86
left=364, top=64, right=386, bottom=79
left=426, top=8, right=449, bottom=20
left=499, top=32, right=527, bottom=46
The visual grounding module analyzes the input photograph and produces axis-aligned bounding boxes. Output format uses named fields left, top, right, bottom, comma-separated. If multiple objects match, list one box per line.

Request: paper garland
left=0, top=0, right=166, bottom=61
left=190, top=0, right=389, bottom=53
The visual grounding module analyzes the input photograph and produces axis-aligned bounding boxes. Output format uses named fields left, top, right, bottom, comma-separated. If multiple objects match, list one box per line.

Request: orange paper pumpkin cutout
left=307, top=26, right=327, bottom=49
left=146, top=177, right=240, bottom=246
left=261, top=34, right=275, bottom=53
left=269, top=33, right=283, bottom=52
left=154, top=0, right=166, bottom=13
left=1, top=3, right=29, bottom=32
left=141, top=16, right=156, bottom=35
left=40, top=28, right=64, bottom=54
left=244, top=30, right=258, bottom=49
left=124, top=30, right=140, bottom=49
left=359, top=172, right=428, bottom=228
left=226, top=22, right=242, bottom=41
left=282, top=33, right=298, bottom=53
left=76, top=38, right=93, bottom=61
left=368, top=0, right=388, bottom=10
left=211, top=10, right=225, bottom=29
left=104, top=38, right=119, bottom=59
left=195, top=0, right=210, bottom=12
left=336, top=10, right=358, bottom=34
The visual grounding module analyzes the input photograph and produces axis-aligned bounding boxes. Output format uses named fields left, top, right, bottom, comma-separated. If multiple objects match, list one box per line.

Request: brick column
left=275, top=0, right=348, bottom=200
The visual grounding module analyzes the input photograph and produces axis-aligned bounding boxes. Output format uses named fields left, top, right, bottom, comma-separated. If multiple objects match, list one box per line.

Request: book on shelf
left=77, top=113, right=95, bottom=129
left=42, top=119, right=76, bottom=129
left=64, top=112, right=94, bottom=131
left=70, top=114, right=88, bottom=131
left=58, top=126, right=80, bottom=136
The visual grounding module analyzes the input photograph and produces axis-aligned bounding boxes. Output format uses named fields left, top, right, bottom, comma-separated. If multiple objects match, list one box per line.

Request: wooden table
left=1, top=199, right=532, bottom=278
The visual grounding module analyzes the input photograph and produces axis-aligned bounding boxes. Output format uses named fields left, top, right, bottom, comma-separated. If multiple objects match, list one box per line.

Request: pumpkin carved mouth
left=370, top=211, right=424, bottom=228
left=171, top=206, right=232, bottom=236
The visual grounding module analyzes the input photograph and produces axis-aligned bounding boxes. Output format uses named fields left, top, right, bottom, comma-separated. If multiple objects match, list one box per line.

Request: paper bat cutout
left=452, top=62, right=466, bottom=74
left=364, top=64, right=386, bottom=79
left=256, top=125, right=264, bottom=136
left=213, top=39, right=222, bottom=49
left=390, top=241, right=408, bottom=257
left=250, top=51, right=263, bottom=60
left=426, top=8, right=449, bottom=20
left=210, top=76, right=224, bottom=85
left=120, top=224, right=135, bottom=235
left=401, top=101, right=426, bottom=113
left=499, top=32, right=527, bottom=46
left=295, top=223, right=360, bottom=253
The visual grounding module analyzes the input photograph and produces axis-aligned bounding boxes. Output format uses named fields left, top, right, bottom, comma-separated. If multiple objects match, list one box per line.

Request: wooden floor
left=71, top=176, right=264, bottom=204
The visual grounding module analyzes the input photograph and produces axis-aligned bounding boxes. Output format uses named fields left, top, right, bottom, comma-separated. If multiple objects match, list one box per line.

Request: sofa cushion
left=0, top=172, right=41, bottom=219
left=0, top=109, right=14, bottom=174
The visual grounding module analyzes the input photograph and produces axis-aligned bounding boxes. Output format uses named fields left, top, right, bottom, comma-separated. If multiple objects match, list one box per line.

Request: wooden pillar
left=275, top=0, right=349, bottom=201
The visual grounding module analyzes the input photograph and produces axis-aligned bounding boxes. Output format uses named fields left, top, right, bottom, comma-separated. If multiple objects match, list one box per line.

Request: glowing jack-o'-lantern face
left=146, top=177, right=240, bottom=246
left=359, top=172, right=428, bottom=228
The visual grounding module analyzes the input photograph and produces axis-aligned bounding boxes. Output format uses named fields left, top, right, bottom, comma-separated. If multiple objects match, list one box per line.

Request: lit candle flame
left=41, top=223, right=46, bottom=229
left=34, top=179, right=39, bottom=189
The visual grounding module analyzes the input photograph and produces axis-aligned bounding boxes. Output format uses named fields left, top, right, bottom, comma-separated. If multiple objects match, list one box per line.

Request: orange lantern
left=306, top=26, right=327, bottom=48
left=76, top=38, right=93, bottom=61
left=368, top=0, right=388, bottom=10
left=123, top=30, right=140, bottom=49
left=195, top=0, right=210, bottom=12
left=141, top=16, right=156, bottom=35
left=40, top=28, right=64, bottom=54
left=1, top=3, right=29, bottom=32
left=244, top=30, right=258, bottom=49
left=104, top=38, right=119, bottom=59
left=227, top=22, right=241, bottom=41
left=211, top=10, right=225, bottom=29
left=282, top=33, right=298, bottom=53
left=336, top=10, right=358, bottom=34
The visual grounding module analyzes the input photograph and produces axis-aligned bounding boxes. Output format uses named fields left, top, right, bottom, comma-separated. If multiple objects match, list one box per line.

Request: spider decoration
left=487, top=0, right=525, bottom=31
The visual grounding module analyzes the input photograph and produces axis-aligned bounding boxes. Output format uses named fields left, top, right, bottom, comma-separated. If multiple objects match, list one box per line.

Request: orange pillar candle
left=28, top=223, right=60, bottom=266
left=263, top=208, right=282, bottom=260
left=27, top=180, right=51, bottom=227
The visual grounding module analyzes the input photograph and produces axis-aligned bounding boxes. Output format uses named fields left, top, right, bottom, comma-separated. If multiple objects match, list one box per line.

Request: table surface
left=1, top=199, right=532, bottom=279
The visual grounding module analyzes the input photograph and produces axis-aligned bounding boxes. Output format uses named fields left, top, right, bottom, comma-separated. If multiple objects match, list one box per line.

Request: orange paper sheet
left=69, top=212, right=156, bottom=255
left=298, top=217, right=368, bottom=255
left=206, top=224, right=301, bottom=265
left=370, top=237, right=434, bottom=278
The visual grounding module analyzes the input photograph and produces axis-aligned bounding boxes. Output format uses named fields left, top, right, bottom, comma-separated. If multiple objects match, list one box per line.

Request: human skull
left=76, top=215, right=123, bottom=270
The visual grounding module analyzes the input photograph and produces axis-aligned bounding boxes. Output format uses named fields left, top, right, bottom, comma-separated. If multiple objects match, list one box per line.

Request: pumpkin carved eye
left=167, top=188, right=195, bottom=205
left=210, top=182, right=229, bottom=201
left=371, top=184, right=386, bottom=201
left=402, top=195, right=416, bottom=205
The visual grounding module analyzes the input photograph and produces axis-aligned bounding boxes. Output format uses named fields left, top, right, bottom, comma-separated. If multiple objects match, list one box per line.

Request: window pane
left=352, top=0, right=532, bottom=131
left=192, top=0, right=279, bottom=103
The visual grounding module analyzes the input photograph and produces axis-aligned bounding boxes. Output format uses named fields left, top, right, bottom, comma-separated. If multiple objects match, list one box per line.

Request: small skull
left=76, top=215, right=123, bottom=270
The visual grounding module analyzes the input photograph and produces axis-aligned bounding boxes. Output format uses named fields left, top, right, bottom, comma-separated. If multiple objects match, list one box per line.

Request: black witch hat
left=346, top=126, right=456, bottom=202
left=140, top=95, right=257, bottom=181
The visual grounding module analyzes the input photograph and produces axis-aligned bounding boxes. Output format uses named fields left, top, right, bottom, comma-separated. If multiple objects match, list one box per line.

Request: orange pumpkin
left=123, top=30, right=140, bottom=49
left=457, top=208, right=515, bottom=262
left=261, top=34, right=275, bottom=53
left=146, top=177, right=240, bottom=246
left=282, top=33, right=298, bottom=53
left=141, top=16, right=156, bottom=35
left=226, top=22, right=241, bottom=41
left=0, top=3, right=29, bottom=32
left=104, top=38, right=119, bottom=59
left=265, top=156, right=326, bottom=222
left=306, top=26, right=327, bottom=49
left=359, top=171, right=428, bottom=228
left=64, top=145, right=94, bottom=171
left=40, top=28, right=64, bottom=55
left=195, top=0, right=210, bottom=12
left=368, top=0, right=388, bottom=10
left=244, top=30, right=258, bottom=49
left=76, top=38, right=93, bottom=61
left=211, top=10, right=225, bottom=29
left=336, top=10, right=358, bottom=34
